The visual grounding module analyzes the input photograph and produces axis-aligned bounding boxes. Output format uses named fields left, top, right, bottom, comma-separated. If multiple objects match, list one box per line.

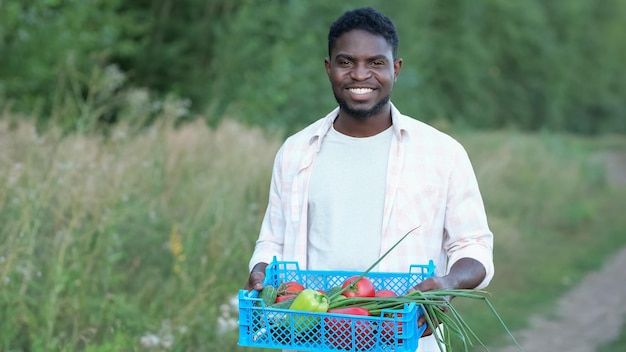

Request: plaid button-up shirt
left=250, top=103, right=494, bottom=288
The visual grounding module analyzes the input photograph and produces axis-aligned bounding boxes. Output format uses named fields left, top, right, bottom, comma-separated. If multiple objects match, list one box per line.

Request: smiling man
left=326, top=28, right=401, bottom=133
left=245, top=7, right=494, bottom=352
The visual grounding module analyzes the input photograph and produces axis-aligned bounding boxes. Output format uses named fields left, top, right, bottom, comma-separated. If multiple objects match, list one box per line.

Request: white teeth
left=349, top=88, right=373, bottom=95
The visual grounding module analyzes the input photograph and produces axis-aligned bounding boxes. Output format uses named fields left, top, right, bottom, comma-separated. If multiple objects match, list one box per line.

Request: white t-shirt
left=307, top=124, right=392, bottom=271
left=304, top=124, right=445, bottom=352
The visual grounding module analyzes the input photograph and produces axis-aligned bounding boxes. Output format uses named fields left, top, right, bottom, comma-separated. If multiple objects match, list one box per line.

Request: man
left=245, top=7, right=494, bottom=351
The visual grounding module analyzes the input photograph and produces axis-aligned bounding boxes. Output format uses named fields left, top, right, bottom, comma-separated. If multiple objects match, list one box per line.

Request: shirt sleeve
left=248, top=146, right=287, bottom=271
left=443, top=144, right=495, bottom=289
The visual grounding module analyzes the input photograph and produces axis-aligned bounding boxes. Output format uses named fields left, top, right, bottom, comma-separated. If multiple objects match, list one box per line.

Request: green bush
left=1, top=0, right=625, bottom=134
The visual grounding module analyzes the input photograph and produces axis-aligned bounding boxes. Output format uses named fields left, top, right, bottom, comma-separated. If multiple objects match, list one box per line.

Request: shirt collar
left=310, top=102, right=408, bottom=149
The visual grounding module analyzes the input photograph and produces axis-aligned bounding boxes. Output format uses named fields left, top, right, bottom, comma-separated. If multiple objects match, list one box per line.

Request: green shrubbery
left=2, top=0, right=625, bottom=134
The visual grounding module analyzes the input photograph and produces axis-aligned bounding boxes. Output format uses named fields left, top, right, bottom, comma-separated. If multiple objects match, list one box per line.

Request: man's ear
left=324, top=57, right=331, bottom=76
left=394, top=58, right=403, bottom=81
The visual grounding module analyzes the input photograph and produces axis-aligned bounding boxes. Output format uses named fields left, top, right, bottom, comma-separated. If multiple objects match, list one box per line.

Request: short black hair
left=328, top=7, right=399, bottom=60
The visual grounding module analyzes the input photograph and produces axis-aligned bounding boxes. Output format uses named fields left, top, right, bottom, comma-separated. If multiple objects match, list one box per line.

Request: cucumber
left=259, top=285, right=278, bottom=307
left=271, top=297, right=296, bottom=309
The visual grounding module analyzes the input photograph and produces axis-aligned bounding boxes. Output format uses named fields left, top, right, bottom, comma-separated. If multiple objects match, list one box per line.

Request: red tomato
left=274, top=294, right=297, bottom=303
left=279, top=281, right=305, bottom=295
left=325, top=307, right=375, bottom=350
left=375, top=289, right=398, bottom=297
left=341, top=276, right=376, bottom=298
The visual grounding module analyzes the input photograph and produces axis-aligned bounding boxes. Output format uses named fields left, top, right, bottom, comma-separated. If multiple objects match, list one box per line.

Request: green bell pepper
left=289, top=288, right=329, bottom=333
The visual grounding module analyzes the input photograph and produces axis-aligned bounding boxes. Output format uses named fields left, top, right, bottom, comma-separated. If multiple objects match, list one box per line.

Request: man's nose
left=350, top=63, right=371, bottom=81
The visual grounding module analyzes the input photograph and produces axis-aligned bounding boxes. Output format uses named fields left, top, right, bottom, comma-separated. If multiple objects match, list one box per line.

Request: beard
left=334, top=93, right=390, bottom=120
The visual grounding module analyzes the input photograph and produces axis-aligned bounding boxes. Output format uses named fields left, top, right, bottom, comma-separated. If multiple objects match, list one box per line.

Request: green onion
left=325, top=226, right=523, bottom=351
left=327, top=288, right=523, bottom=351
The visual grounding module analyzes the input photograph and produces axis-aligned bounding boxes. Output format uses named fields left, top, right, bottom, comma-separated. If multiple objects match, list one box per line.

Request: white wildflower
left=140, top=333, right=160, bottom=348
left=160, top=333, right=174, bottom=349
left=127, top=88, right=150, bottom=106
left=217, top=316, right=238, bottom=335
left=216, top=294, right=240, bottom=334
left=229, top=294, right=239, bottom=309
left=220, top=303, right=231, bottom=316
left=103, top=64, right=126, bottom=92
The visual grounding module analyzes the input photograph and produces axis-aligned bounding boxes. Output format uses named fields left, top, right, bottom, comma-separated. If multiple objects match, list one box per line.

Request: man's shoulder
left=282, top=108, right=337, bottom=147
left=396, top=112, right=462, bottom=149
left=292, top=117, right=327, bottom=137
left=282, top=117, right=326, bottom=146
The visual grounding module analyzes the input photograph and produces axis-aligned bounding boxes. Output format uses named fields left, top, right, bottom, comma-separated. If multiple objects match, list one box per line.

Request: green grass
left=450, top=130, right=626, bottom=350
left=1, top=116, right=625, bottom=351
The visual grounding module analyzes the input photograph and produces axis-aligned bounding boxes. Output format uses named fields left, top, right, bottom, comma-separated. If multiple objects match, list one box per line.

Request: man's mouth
left=348, top=87, right=374, bottom=95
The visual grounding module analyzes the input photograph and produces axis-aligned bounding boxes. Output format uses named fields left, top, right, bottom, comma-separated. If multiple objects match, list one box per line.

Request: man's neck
left=333, top=108, right=392, bottom=138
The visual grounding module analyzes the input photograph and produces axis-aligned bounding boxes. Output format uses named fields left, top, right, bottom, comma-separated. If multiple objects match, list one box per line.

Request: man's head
left=328, top=7, right=399, bottom=61
left=325, top=8, right=402, bottom=122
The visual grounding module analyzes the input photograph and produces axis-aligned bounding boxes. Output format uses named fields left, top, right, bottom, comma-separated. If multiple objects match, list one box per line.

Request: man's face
left=325, top=29, right=402, bottom=120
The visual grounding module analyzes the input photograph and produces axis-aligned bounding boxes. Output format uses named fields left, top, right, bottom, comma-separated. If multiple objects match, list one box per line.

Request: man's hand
left=408, top=276, right=449, bottom=337
left=407, top=258, right=486, bottom=337
left=244, top=262, right=268, bottom=291
left=417, top=305, right=448, bottom=337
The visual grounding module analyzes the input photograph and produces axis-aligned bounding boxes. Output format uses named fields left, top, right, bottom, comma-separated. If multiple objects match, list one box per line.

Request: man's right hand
left=244, top=262, right=268, bottom=291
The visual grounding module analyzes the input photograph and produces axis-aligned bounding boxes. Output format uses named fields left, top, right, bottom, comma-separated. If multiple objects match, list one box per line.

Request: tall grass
left=0, top=115, right=280, bottom=351
left=1, top=112, right=625, bottom=350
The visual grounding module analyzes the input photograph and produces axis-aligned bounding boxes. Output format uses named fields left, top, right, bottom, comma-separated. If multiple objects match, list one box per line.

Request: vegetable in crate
left=278, top=281, right=305, bottom=295
left=274, top=281, right=304, bottom=304
left=325, top=307, right=374, bottom=350
left=258, top=285, right=278, bottom=306
left=328, top=307, right=370, bottom=316
left=241, top=255, right=522, bottom=352
left=375, top=289, right=398, bottom=297
left=341, top=276, right=376, bottom=298
left=275, top=294, right=298, bottom=303
left=289, top=288, right=329, bottom=332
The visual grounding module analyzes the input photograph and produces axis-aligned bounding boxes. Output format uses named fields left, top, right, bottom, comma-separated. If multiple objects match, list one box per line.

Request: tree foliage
left=1, top=0, right=625, bottom=134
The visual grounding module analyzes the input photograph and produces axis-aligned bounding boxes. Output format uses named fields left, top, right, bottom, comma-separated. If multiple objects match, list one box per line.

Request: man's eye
left=372, top=61, right=384, bottom=66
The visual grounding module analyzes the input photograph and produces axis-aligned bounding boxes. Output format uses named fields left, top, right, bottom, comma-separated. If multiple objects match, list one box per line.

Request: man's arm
left=246, top=147, right=286, bottom=288
left=412, top=257, right=486, bottom=292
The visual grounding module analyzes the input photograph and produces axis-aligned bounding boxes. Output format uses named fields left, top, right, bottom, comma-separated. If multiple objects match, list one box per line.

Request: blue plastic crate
left=238, top=258, right=436, bottom=352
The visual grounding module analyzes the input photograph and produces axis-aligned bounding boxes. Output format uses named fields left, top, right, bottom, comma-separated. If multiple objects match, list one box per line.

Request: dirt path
left=494, top=247, right=626, bottom=352
left=494, top=151, right=626, bottom=352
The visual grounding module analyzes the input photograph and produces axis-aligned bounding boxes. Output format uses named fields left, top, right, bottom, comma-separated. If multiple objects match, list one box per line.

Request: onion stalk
left=326, top=226, right=523, bottom=351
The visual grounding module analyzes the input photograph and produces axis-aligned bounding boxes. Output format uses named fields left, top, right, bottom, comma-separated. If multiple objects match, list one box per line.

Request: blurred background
left=2, top=0, right=625, bottom=134
left=1, top=0, right=625, bottom=351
